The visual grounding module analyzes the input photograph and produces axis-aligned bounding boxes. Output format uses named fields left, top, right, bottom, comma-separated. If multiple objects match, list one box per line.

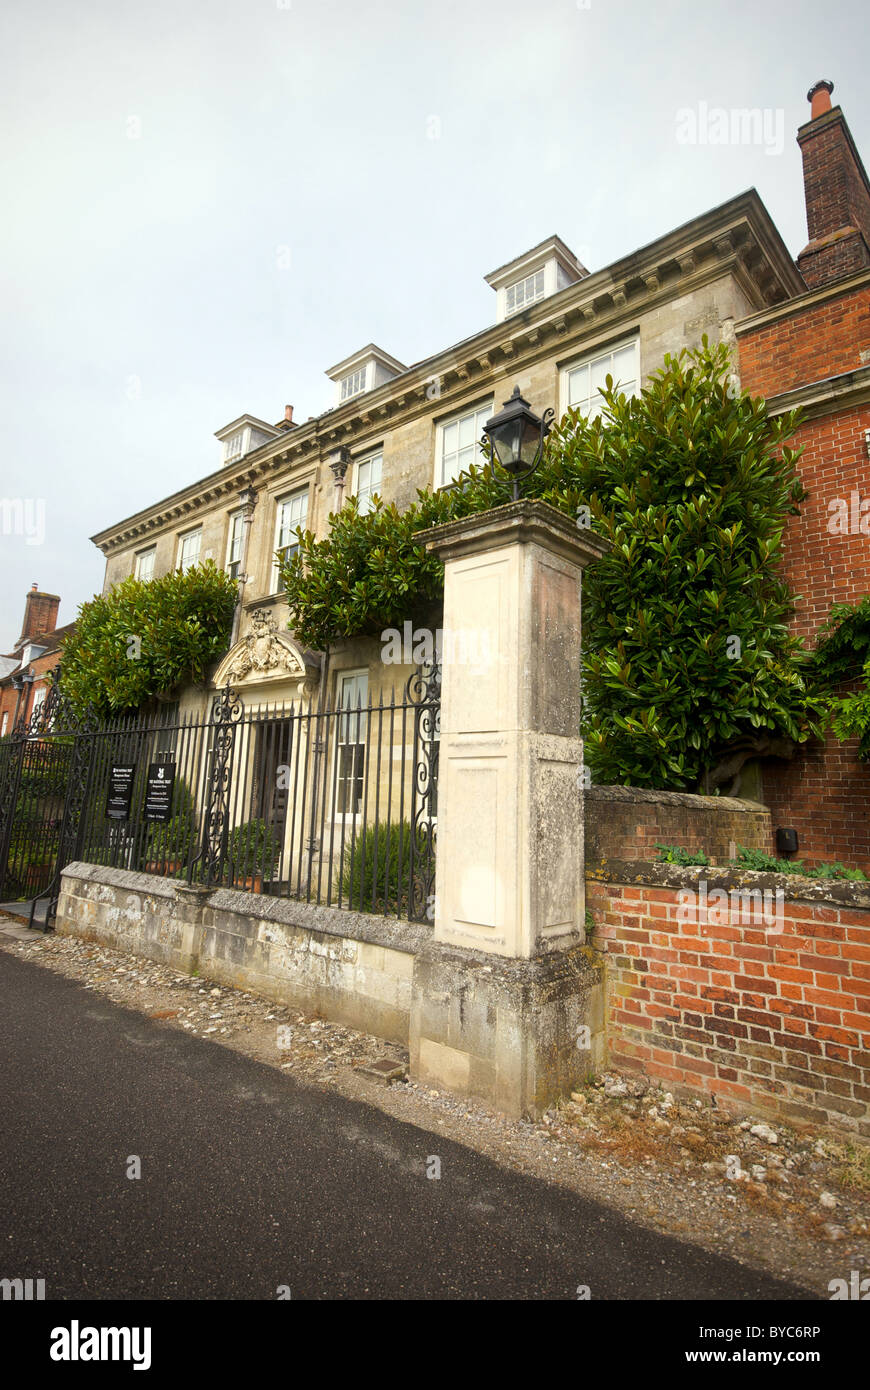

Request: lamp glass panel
left=519, top=416, right=542, bottom=466
left=490, top=418, right=523, bottom=469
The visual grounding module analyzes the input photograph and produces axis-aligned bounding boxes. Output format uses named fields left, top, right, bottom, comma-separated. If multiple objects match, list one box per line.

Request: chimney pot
left=284, top=405, right=294, bottom=423
left=807, top=79, right=834, bottom=120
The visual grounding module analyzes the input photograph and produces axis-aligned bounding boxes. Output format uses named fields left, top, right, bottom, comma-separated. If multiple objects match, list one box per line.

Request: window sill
left=243, top=591, right=287, bottom=610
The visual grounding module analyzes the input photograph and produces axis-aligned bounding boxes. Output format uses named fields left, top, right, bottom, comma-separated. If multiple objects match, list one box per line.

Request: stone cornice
left=92, top=191, right=801, bottom=557
left=421, top=499, right=611, bottom=568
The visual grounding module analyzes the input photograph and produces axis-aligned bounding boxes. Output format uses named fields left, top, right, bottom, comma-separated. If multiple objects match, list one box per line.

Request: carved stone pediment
left=214, top=610, right=319, bottom=694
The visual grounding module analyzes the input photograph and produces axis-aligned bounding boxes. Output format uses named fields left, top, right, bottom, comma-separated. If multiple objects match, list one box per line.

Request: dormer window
left=214, top=415, right=281, bottom=468
left=505, top=269, right=546, bottom=316
left=326, top=345, right=407, bottom=409
left=485, top=235, right=589, bottom=325
left=340, top=369, right=367, bottom=402
left=224, top=431, right=245, bottom=462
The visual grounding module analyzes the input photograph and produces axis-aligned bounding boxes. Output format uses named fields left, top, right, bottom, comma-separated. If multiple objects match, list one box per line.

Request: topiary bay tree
left=279, top=474, right=515, bottom=653
left=552, top=338, right=826, bottom=791
left=59, top=561, right=238, bottom=717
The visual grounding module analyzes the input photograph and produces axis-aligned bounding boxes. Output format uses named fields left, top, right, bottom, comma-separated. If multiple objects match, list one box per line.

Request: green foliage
left=734, top=844, right=866, bottom=880
left=810, top=595, right=870, bottom=758
left=555, top=339, right=826, bottom=788
left=654, top=841, right=866, bottom=879
left=654, top=843, right=710, bottom=866
left=60, top=562, right=238, bottom=717
left=279, top=340, right=824, bottom=791
left=228, top=818, right=280, bottom=881
left=340, top=820, right=425, bottom=912
left=281, top=493, right=459, bottom=652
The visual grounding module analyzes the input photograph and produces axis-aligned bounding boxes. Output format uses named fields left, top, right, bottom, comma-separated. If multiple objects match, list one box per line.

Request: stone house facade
left=91, top=198, right=799, bottom=725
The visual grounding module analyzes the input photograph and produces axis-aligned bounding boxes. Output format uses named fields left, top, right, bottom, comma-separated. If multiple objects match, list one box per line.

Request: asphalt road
left=0, top=948, right=814, bottom=1301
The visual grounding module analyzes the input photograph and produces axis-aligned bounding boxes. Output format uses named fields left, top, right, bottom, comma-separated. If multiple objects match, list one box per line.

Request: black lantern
left=482, top=386, right=554, bottom=500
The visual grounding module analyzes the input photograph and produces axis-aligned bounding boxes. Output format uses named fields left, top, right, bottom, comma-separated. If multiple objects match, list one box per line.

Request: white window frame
left=434, top=398, right=493, bottom=490
left=31, top=685, right=46, bottom=715
left=354, top=451, right=383, bottom=516
left=340, top=368, right=367, bottom=402
left=177, top=528, right=202, bottom=572
left=224, top=430, right=246, bottom=463
left=134, top=546, right=156, bottom=582
left=333, top=668, right=368, bottom=818
left=1, top=711, right=9, bottom=737
left=226, top=511, right=245, bottom=580
left=559, top=336, right=640, bottom=421
left=504, top=268, right=546, bottom=316
left=272, top=486, right=309, bottom=592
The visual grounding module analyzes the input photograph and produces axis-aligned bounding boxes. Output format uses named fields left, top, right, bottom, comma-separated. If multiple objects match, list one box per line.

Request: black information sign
left=106, top=764, right=136, bottom=822
left=144, top=763, right=176, bottom=822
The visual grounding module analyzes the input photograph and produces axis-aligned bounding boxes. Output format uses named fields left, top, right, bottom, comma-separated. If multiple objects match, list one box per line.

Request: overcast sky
left=1, top=0, right=867, bottom=642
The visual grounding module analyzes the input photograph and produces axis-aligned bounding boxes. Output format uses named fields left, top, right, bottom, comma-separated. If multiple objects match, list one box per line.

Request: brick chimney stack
left=18, top=584, right=60, bottom=646
left=797, top=80, right=870, bottom=289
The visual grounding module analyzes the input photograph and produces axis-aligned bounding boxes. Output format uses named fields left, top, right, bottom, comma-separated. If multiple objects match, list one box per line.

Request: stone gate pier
left=409, top=501, right=610, bottom=1116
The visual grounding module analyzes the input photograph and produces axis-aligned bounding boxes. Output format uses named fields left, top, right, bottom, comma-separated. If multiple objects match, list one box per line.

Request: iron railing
left=0, top=669, right=439, bottom=929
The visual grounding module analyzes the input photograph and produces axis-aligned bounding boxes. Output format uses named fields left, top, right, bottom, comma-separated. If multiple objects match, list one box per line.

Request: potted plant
left=228, top=819, right=279, bottom=893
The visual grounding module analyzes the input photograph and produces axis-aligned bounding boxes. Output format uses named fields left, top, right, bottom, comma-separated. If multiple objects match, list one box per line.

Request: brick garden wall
left=587, top=862, right=870, bottom=1141
left=585, top=785, right=771, bottom=866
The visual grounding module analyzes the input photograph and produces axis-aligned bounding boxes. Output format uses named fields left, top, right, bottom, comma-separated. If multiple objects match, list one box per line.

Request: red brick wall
left=773, top=405, right=870, bottom=640
left=588, top=870, right=870, bottom=1139
left=760, top=733, right=870, bottom=876
left=737, top=281, right=870, bottom=868
left=585, top=785, right=770, bottom=866
left=0, top=686, right=19, bottom=737
left=0, top=651, right=60, bottom=737
left=737, top=281, right=870, bottom=398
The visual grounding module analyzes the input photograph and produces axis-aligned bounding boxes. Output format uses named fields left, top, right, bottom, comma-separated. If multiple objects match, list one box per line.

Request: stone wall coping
left=420, top=499, right=610, bottom=569
left=585, top=784, right=765, bottom=813
left=60, top=863, right=429, bottom=955
left=205, top=887, right=429, bottom=954
left=416, top=937, right=603, bottom=985
left=62, top=861, right=179, bottom=900
left=587, top=858, right=870, bottom=910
